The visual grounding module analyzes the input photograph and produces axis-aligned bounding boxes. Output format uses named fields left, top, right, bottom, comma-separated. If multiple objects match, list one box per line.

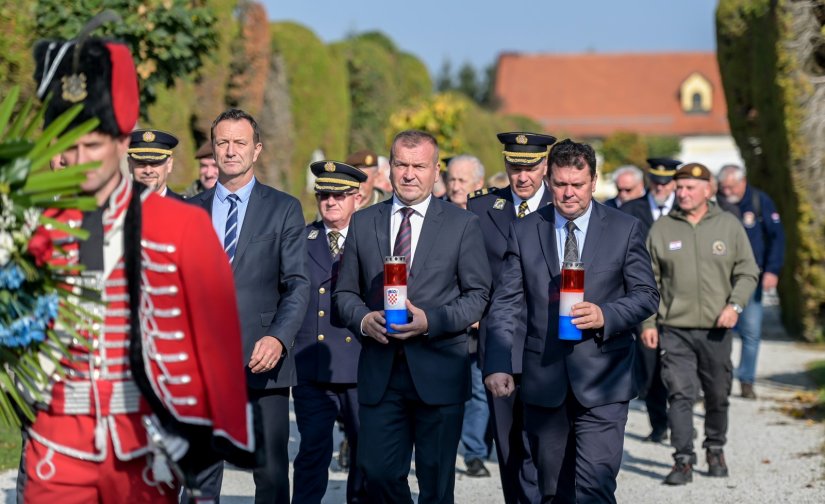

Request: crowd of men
left=15, top=23, right=787, bottom=504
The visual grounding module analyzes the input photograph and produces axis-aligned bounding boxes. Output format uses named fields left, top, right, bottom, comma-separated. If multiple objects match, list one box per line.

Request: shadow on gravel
left=761, top=370, right=817, bottom=390
left=621, top=451, right=670, bottom=480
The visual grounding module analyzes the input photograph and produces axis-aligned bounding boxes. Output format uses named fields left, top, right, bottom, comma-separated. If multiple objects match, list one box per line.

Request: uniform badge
left=668, top=240, right=682, bottom=251
left=516, top=134, right=528, bottom=145
left=691, top=166, right=702, bottom=177
left=771, top=212, right=781, bottom=223
left=324, top=161, right=336, bottom=172
left=493, top=198, right=506, bottom=210
left=61, top=73, right=88, bottom=103
left=712, top=240, right=727, bottom=255
left=742, top=211, right=756, bottom=228
left=308, top=229, right=319, bottom=240
left=142, top=130, right=156, bottom=142
left=365, top=155, right=373, bottom=165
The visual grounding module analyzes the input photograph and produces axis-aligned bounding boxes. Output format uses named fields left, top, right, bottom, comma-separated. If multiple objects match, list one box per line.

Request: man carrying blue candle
left=484, top=139, right=659, bottom=504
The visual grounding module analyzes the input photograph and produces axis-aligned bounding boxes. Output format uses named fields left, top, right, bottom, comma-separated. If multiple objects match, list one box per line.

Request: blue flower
left=0, top=264, right=25, bottom=290
left=34, top=294, right=59, bottom=323
left=0, top=315, right=47, bottom=348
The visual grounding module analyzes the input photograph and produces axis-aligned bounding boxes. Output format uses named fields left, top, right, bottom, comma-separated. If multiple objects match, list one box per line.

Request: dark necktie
left=656, top=204, right=665, bottom=221
left=224, top=194, right=241, bottom=262
left=328, top=230, right=341, bottom=257
left=564, top=220, right=579, bottom=263
left=393, top=207, right=414, bottom=260
left=517, top=200, right=529, bottom=218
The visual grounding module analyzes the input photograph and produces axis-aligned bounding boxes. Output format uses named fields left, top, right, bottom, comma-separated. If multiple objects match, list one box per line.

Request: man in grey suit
left=189, top=108, right=310, bottom=503
left=485, top=139, right=659, bottom=503
left=334, top=130, right=491, bottom=504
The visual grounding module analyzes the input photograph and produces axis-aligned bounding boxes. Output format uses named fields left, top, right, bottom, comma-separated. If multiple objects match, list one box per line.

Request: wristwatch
left=728, top=303, right=743, bottom=314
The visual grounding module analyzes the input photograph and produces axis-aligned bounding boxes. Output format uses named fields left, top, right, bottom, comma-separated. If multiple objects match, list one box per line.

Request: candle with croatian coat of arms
left=559, top=261, right=584, bottom=340
left=384, top=256, right=408, bottom=333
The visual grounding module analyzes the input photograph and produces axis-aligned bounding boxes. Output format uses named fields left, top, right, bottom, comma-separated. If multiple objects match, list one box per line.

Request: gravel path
left=2, top=307, right=823, bottom=503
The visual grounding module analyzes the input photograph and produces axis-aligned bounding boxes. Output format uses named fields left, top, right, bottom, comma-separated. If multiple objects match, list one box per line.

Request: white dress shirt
left=324, top=225, right=349, bottom=251
left=554, top=202, right=593, bottom=270
left=648, top=191, right=676, bottom=221
left=390, top=194, right=431, bottom=265
left=512, top=184, right=547, bottom=217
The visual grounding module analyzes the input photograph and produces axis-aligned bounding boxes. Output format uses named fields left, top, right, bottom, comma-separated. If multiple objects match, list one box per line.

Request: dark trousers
left=486, top=381, right=540, bottom=504
left=524, top=396, right=628, bottom=504
left=182, top=387, right=290, bottom=504
left=660, top=326, right=733, bottom=458
left=358, top=357, right=464, bottom=504
left=292, top=382, right=366, bottom=504
left=634, top=338, right=668, bottom=434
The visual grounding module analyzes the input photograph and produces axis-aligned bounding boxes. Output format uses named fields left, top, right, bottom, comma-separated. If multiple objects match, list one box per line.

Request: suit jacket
left=485, top=201, right=659, bottom=409
left=603, top=196, right=620, bottom=209
left=165, top=188, right=185, bottom=201
left=333, top=197, right=491, bottom=406
left=466, top=185, right=552, bottom=374
left=190, top=180, right=310, bottom=390
left=295, top=221, right=361, bottom=384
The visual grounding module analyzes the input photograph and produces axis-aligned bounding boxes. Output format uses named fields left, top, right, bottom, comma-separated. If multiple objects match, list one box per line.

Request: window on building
left=680, top=73, right=712, bottom=114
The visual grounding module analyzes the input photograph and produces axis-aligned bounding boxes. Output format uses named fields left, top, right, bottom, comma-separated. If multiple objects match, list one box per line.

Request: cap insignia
left=308, top=229, right=319, bottom=240
left=516, top=134, right=528, bottom=145
left=493, top=198, right=506, bottom=210
left=143, top=130, right=156, bottom=143
left=692, top=166, right=702, bottom=177
left=61, top=73, right=88, bottom=103
left=712, top=240, right=727, bottom=255
left=365, top=155, right=374, bottom=165
left=325, top=161, right=336, bottom=172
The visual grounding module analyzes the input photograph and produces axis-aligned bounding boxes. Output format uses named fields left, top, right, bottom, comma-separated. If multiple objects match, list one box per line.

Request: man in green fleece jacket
left=642, top=162, right=758, bottom=486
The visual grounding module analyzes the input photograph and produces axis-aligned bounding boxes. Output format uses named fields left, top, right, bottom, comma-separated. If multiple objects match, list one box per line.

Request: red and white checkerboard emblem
left=387, top=288, right=398, bottom=306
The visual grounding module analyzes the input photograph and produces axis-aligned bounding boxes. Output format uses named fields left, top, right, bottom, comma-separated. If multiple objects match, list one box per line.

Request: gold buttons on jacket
left=345, top=337, right=352, bottom=343
left=317, top=335, right=325, bottom=341
left=319, top=287, right=326, bottom=294
left=318, top=310, right=325, bottom=317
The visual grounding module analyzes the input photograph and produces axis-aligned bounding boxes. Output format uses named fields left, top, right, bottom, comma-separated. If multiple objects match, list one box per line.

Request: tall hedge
left=0, top=0, right=36, bottom=100
left=716, top=0, right=825, bottom=341
left=270, top=21, right=350, bottom=195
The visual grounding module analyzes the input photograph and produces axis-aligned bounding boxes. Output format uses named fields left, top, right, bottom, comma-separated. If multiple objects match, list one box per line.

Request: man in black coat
left=127, top=128, right=186, bottom=200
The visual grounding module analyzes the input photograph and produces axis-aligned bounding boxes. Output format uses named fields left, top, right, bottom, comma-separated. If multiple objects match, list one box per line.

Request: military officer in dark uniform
left=347, top=149, right=388, bottom=210
left=468, top=131, right=556, bottom=504
left=293, top=161, right=368, bottom=504
left=127, top=128, right=185, bottom=200
left=620, top=157, right=680, bottom=443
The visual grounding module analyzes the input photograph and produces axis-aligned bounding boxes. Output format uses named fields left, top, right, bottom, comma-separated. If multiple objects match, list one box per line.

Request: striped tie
left=517, top=200, right=529, bottom=218
left=393, top=207, right=414, bottom=262
left=564, top=220, right=579, bottom=263
left=328, top=230, right=341, bottom=257
left=224, top=194, right=241, bottom=262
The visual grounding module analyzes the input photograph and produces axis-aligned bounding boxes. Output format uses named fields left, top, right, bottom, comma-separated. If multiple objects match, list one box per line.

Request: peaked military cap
left=194, top=141, right=213, bottom=159
left=128, top=129, right=179, bottom=163
left=497, top=132, right=557, bottom=165
left=345, top=149, right=378, bottom=168
left=646, top=157, right=682, bottom=185
left=311, top=160, right=368, bottom=193
left=673, top=162, right=711, bottom=182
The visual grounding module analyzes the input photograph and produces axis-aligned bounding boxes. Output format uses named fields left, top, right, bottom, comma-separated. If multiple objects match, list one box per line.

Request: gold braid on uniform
left=314, top=177, right=360, bottom=188
left=502, top=149, right=548, bottom=164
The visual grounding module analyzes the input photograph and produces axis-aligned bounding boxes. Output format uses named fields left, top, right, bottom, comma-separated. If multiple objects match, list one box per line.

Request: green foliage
left=716, top=0, right=818, bottom=339
left=146, top=80, right=197, bottom=191
left=434, top=59, right=499, bottom=110
left=646, top=136, right=681, bottom=159
left=600, top=132, right=648, bottom=174
left=0, top=425, right=21, bottom=471
left=0, top=0, right=36, bottom=100
left=35, top=0, right=219, bottom=114
left=271, top=21, right=350, bottom=195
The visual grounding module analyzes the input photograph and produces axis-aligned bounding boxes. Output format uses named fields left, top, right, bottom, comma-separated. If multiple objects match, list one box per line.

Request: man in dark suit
left=334, top=130, right=491, bottom=504
left=293, top=160, right=368, bottom=504
left=127, top=128, right=186, bottom=200
left=485, top=139, right=659, bottom=503
left=603, top=165, right=645, bottom=209
left=189, top=108, right=310, bottom=503
left=466, top=131, right=556, bottom=503
left=620, top=157, right=680, bottom=443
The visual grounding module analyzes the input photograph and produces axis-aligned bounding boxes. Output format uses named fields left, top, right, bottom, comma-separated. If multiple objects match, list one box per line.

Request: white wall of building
left=678, top=135, right=744, bottom=175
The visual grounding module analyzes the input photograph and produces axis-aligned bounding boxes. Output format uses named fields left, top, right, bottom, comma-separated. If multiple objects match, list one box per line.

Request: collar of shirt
left=211, top=177, right=257, bottom=244
left=511, top=183, right=547, bottom=217
left=647, top=191, right=675, bottom=220
left=391, top=194, right=431, bottom=219
left=159, top=186, right=168, bottom=197
left=553, top=201, right=593, bottom=268
left=390, top=194, right=431, bottom=264
left=324, top=225, right=349, bottom=246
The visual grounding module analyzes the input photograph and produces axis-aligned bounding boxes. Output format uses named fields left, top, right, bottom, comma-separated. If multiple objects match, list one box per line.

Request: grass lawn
left=808, top=359, right=825, bottom=403
left=0, top=425, right=21, bottom=471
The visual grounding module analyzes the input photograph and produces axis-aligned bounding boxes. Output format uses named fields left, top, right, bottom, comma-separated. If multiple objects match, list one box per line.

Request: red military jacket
left=29, top=176, right=254, bottom=462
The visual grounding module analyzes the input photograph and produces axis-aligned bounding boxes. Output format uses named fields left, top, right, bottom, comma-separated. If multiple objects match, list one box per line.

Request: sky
left=261, top=0, right=720, bottom=74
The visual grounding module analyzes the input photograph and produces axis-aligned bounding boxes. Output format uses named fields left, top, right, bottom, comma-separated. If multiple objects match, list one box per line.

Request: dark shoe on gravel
left=643, top=428, right=668, bottom=444
left=465, top=458, right=491, bottom=477
left=741, top=382, right=757, bottom=400
left=664, top=456, right=694, bottom=485
left=706, top=448, right=729, bottom=477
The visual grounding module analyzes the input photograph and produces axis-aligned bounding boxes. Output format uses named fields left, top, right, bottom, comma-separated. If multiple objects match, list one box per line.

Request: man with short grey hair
left=447, top=155, right=486, bottom=209
left=717, top=164, right=785, bottom=400
left=604, top=165, right=645, bottom=208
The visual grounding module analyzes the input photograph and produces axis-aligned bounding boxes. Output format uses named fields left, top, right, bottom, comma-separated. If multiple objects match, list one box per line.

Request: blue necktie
left=224, top=194, right=241, bottom=262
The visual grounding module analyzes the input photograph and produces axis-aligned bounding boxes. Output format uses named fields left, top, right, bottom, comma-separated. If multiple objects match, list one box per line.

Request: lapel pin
left=493, top=198, right=506, bottom=210
left=308, top=229, right=319, bottom=240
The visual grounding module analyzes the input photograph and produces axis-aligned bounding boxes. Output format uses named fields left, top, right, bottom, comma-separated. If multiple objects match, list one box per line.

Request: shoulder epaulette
left=469, top=187, right=500, bottom=200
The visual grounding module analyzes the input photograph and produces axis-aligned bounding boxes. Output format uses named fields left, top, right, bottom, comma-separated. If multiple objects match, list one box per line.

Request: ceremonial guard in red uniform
left=21, top=32, right=256, bottom=503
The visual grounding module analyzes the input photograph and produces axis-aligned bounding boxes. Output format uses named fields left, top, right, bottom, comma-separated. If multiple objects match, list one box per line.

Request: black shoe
left=465, top=458, right=491, bottom=478
left=338, top=437, right=350, bottom=470
left=706, top=448, right=729, bottom=477
left=741, top=382, right=757, bottom=400
left=664, top=457, right=693, bottom=485
left=643, top=429, right=668, bottom=443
